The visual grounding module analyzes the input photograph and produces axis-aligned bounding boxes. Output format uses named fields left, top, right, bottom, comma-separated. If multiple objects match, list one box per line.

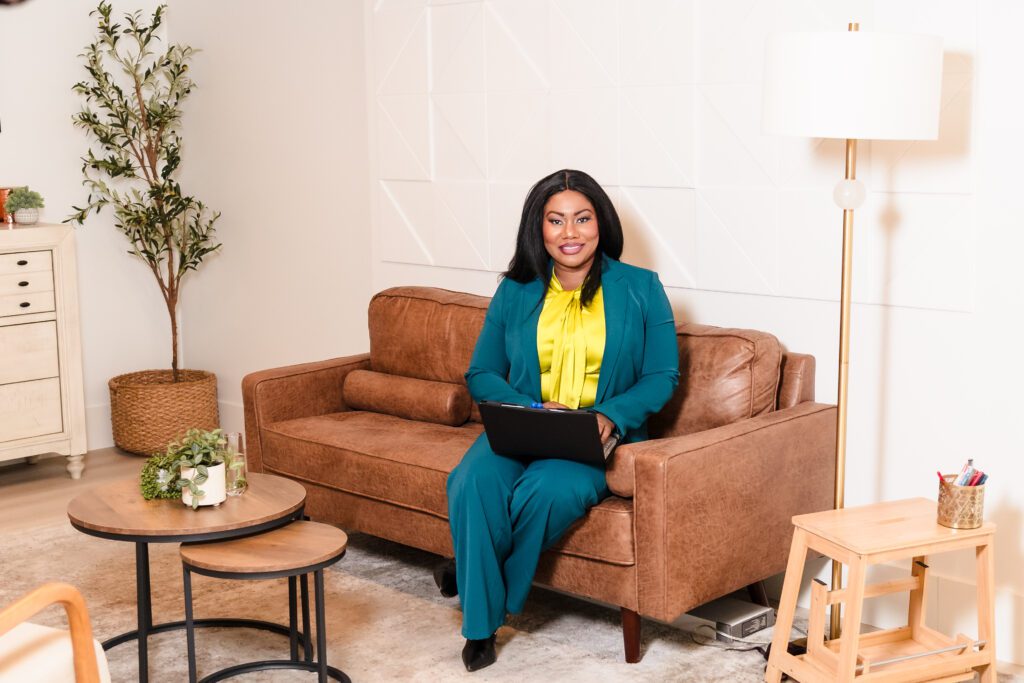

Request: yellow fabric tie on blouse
left=537, top=272, right=605, bottom=409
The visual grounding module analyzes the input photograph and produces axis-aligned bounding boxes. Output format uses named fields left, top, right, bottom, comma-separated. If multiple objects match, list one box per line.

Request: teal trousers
left=446, top=433, right=609, bottom=639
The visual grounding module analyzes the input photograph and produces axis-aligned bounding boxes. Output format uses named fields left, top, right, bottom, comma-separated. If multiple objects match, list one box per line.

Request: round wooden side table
left=67, top=473, right=307, bottom=683
left=180, top=521, right=350, bottom=683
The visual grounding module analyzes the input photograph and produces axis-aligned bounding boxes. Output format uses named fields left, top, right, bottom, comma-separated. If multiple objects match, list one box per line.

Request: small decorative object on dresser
left=0, top=224, right=87, bottom=478
left=68, top=3, right=221, bottom=455
left=0, top=188, right=15, bottom=224
left=3, top=187, right=44, bottom=225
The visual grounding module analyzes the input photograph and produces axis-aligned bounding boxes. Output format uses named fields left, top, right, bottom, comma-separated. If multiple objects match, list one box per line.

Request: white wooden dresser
left=0, top=224, right=87, bottom=478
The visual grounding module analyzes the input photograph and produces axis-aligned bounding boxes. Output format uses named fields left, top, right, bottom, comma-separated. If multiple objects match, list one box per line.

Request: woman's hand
left=541, top=402, right=616, bottom=443
left=595, top=412, right=616, bottom=444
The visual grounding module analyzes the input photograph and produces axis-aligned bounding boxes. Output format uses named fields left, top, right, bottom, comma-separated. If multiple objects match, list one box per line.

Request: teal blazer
left=465, top=256, right=680, bottom=444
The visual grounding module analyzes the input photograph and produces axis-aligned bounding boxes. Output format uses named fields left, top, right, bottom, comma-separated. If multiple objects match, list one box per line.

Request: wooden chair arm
left=0, top=583, right=101, bottom=683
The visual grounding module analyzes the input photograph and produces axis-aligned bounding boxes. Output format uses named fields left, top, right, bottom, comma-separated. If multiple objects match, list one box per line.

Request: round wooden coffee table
left=67, top=473, right=306, bottom=683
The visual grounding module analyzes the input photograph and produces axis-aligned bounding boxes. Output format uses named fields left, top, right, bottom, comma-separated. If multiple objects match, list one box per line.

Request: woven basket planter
left=109, top=369, right=219, bottom=456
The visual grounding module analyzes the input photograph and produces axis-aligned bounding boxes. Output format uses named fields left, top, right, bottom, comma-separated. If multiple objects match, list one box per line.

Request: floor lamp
left=761, top=24, right=943, bottom=639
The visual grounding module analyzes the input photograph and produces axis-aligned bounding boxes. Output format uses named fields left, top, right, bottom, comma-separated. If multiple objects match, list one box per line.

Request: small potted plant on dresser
left=69, top=3, right=222, bottom=456
left=4, top=187, right=44, bottom=225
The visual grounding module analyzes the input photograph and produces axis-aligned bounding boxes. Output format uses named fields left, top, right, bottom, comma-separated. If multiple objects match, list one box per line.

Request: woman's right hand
left=541, top=401, right=570, bottom=410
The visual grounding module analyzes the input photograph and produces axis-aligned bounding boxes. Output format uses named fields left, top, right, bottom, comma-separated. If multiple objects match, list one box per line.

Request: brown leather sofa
left=242, top=286, right=836, bottom=662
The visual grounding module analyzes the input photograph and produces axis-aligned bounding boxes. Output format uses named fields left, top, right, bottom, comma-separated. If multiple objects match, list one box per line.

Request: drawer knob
left=16, top=260, right=28, bottom=266
left=19, top=302, right=30, bottom=308
left=18, top=281, right=28, bottom=287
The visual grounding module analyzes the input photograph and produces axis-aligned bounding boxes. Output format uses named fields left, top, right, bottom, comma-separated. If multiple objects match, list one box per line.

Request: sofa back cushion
left=649, top=323, right=782, bottom=438
left=367, top=288, right=784, bottom=434
left=369, top=287, right=489, bottom=383
left=343, top=369, right=472, bottom=426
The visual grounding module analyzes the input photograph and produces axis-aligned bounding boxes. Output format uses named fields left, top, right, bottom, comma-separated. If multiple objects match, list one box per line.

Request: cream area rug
left=2, top=520, right=795, bottom=682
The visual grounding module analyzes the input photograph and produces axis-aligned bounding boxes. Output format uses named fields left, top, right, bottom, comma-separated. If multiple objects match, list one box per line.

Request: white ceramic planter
left=181, top=462, right=226, bottom=507
left=13, top=208, right=39, bottom=225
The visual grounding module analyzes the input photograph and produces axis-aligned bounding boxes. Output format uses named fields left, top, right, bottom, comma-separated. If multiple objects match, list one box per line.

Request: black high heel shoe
left=433, top=558, right=457, bottom=598
left=462, top=634, right=497, bottom=672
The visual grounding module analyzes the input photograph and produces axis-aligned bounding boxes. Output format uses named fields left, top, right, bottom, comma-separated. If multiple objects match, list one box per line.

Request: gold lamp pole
left=830, top=22, right=858, bottom=642
left=761, top=18, right=944, bottom=647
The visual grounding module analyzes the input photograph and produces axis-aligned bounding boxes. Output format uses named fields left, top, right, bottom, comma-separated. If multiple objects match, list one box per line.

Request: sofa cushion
left=369, top=287, right=489, bottom=384
left=261, top=411, right=637, bottom=565
left=342, top=369, right=471, bottom=426
left=649, top=323, right=782, bottom=438
left=262, top=411, right=483, bottom=518
left=551, top=496, right=635, bottom=566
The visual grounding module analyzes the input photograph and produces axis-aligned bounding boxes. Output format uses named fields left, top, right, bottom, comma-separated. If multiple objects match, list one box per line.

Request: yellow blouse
left=537, top=272, right=606, bottom=409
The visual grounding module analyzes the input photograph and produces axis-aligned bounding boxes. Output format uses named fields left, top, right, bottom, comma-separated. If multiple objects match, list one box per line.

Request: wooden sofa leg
left=621, top=607, right=641, bottom=663
left=747, top=580, right=770, bottom=607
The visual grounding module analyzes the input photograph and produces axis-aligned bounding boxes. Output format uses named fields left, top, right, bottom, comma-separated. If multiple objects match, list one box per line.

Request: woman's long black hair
left=503, top=169, right=624, bottom=307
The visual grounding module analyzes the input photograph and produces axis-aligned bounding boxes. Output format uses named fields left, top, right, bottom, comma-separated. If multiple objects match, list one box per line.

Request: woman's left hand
left=595, top=412, right=616, bottom=444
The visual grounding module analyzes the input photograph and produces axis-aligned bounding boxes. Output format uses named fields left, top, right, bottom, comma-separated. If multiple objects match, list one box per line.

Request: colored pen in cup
left=936, top=470, right=952, bottom=491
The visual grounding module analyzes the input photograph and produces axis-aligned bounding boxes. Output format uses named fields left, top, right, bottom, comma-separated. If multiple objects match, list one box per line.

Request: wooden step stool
left=765, top=498, right=996, bottom=683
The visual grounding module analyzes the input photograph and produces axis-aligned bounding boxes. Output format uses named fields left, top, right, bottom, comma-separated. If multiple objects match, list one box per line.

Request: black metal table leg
left=288, top=576, right=299, bottom=660
left=184, top=566, right=198, bottom=683
left=315, top=570, right=329, bottom=682
left=137, top=542, right=151, bottom=683
left=301, top=572, right=313, bottom=662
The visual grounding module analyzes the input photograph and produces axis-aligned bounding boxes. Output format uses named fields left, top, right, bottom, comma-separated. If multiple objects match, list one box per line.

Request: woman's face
left=542, top=190, right=600, bottom=277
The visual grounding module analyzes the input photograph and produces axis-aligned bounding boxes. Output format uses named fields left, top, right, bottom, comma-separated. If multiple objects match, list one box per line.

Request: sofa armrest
left=626, top=401, right=836, bottom=622
left=242, top=353, right=370, bottom=472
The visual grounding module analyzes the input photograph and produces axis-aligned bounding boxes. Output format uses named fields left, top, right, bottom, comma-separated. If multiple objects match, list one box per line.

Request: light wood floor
left=0, top=448, right=141, bottom=533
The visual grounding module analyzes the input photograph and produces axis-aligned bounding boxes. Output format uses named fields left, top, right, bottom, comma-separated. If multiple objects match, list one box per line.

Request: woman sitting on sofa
left=439, top=168, right=680, bottom=671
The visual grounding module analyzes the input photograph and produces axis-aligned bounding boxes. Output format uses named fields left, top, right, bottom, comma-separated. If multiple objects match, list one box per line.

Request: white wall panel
left=379, top=181, right=435, bottom=265
left=617, top=187, right=697, bottom=289
left=375, top=4, right=429, bottom=94
left=776, top=189, right=844, bottom=301
left=550, top=0, right=619, bottom=88
left=618, top=0, right=695, bottom=87
left=620, top=86, right=696, bottom=188
left=487, top=92, right=551, bottom=183
left=550, top=88, right=621, bottom=185
left=485, top=0, right=550, bottom=91
left=696, top=83, right=776, bottom=188
left=488, top=182, right=532, bottom=270
left=431, top=3, right=485, bottom=93
left=433, top=93, right=488, bottom=180
left=378, top=95, right=433, bottom=179
left=696, top=187, right=778, bottom=296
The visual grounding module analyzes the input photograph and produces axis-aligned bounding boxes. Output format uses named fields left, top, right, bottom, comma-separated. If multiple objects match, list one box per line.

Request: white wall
left=170, top=0, right=373, bottom=433
left=366, top=0, right=1023, bottom=665
left=0, top=0, right=174, bottom=449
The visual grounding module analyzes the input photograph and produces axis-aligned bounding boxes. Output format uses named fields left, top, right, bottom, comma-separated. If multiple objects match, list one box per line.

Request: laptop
left=477, top=401, right=620, bottom=467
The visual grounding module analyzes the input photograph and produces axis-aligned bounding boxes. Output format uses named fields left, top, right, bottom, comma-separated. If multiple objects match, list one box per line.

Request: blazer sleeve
left=465, top=279, right=537, bottom=406
left=591, top=272, right=679, bottom=436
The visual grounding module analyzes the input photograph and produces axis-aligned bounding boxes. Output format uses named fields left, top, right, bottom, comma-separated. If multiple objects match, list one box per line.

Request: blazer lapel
left=519, top=277, right=545, bottom=401
left=596, top=257, right=626, bottom=403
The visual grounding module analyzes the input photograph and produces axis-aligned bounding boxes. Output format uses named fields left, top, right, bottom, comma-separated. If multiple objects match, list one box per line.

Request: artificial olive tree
left=69, top=2, right=220, bottom=381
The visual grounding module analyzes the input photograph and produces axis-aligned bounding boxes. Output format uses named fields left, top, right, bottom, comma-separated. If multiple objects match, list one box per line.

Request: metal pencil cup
left=937, top=475, right=984, bottom=529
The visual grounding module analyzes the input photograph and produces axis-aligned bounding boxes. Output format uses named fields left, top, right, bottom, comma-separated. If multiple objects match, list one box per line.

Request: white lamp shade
left=762, top=31, right=943, bottom=140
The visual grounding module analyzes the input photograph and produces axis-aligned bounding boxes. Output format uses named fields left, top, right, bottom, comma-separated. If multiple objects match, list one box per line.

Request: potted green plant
left=68, top=3, right=222, bottom=456
left=5, top=187, right=44, bottom=225
left=168, top=428, right=227, bottom=508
